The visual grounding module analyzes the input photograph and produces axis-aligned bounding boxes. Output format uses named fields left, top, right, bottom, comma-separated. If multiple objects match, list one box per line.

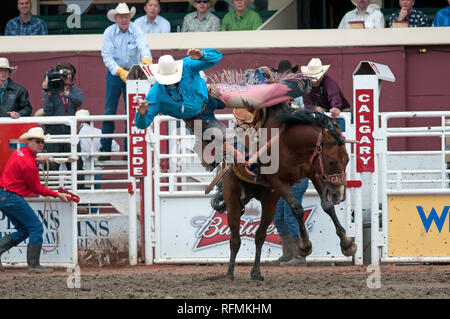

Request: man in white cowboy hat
left=301, top=58, right=350, bottom=127
left=221, top=0, right=262, bottom=31
left=0, top=57, right=32, bottom=119
left=4, top=0, right=48, bottom=36
left=338, top=0, right=385, bottom=29
left=134, top=0, right=171, bottom=34
left=0, top=127, right=70, bottom=273
left=182, top=0, right=220, bottom=32
left=100, top=2, right=152, bottom=160
left=135, top=48, right=238, bottom=170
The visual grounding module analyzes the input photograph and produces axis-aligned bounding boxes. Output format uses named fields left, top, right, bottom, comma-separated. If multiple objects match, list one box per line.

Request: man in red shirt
left=0, top=127, right=69, bottom=273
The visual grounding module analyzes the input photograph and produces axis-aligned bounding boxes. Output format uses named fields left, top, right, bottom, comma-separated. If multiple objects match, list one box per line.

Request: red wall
left=4, top=45, right=450, bottom=151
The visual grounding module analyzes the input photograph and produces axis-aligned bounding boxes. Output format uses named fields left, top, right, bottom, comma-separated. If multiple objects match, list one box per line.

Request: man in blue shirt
left=135, top=48, right=311, bottom=171
left=100, top=2, right=153, bottom=159
left=134, top=0, right=171, bottom=33
left=434, top=0, right=450, bottom=27
left=135, top=48, right=226, bottom=169
left=5, top=0, right=48, bottom=36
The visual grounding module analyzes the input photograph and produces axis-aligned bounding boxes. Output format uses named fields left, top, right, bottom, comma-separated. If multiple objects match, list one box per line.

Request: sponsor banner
left=0, top=202, right=74, bottom=263
left=77, top=215, right=130, bottom=253
left=128, top=93, right=147, bottom=177
left=355, top=89, right=375, bottom=172
left=388, top=195, right=450, bottom=257
left=158, top=195, right=348, bottom=261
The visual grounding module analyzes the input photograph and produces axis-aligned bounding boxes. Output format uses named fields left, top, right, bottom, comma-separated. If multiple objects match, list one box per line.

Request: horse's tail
left=210, top=180, right=226, bottom=214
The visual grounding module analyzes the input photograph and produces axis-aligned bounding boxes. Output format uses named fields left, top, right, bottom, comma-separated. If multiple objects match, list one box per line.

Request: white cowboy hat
left=75, top=109, right=90, bottom=117
left=189, top=0, right=217, bottom=6
left=149, top=55, right=184, bottom=85
left=107, top=3, right=136, bottom=23
left=33, top=108, right=45, bottom=117
left=0, top=57, right=18, bottom=76
left=19, top=127, right=50, bottom=143
left=301, top=58, right=330, bottom=80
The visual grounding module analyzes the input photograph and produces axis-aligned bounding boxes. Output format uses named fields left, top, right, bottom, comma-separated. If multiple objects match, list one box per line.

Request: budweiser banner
left=0, top=201, right=74, bottom=264
left=156, top=195, right=349, bottom=262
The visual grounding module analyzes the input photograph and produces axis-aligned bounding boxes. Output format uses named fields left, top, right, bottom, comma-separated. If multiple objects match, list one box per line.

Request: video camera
left=45, top=68, right=69, bottom=94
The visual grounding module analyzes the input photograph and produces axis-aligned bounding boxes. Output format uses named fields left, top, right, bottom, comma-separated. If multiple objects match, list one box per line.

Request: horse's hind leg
left=322, top=203, right=357, bottom=257
left=250, top=194, right=278, bottom=281
left=223, top=175, right=244, bottom=281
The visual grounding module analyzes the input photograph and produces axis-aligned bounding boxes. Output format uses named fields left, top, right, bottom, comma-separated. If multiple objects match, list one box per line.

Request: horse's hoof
left=297, top=240, right=312, bottom=257
left=250, top=270, right=264, bottom=281
left=226, top=273, right=235, bottom=281
left=342, top=242, right=357, bottom=257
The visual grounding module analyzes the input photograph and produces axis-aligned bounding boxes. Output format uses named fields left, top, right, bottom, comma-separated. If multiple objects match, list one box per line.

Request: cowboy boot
left=271, top=234, right=294, bottom=264
left=27, top=244, right=53, bottom=273
left=280, top=236, right=306, bottom=266
left=0, top=235, right=16, bottom=271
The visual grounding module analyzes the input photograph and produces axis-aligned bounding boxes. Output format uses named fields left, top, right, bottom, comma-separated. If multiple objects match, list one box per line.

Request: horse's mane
left=274, top=104, right=343, bottom=143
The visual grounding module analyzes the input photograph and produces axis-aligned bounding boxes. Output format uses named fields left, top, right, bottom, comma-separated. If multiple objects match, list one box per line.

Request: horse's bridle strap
left=309, top=129, right=346, bottom=186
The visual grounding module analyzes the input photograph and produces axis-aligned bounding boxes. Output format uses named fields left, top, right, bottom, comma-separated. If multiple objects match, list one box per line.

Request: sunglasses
left=195, top=0, right=210, bottom=3
left=31, top=139, right=45, bottom=145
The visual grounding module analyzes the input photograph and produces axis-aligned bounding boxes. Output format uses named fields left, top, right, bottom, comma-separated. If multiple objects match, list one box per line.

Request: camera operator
left=42, top=62, right=84, bottom=172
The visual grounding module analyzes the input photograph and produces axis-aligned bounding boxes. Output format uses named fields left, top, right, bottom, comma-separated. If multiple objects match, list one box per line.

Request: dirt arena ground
left=1, top=263, right=450, bottom=299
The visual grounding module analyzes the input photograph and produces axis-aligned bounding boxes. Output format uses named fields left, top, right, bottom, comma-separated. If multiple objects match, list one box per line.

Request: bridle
left=309, top=129, right=347, bottom=186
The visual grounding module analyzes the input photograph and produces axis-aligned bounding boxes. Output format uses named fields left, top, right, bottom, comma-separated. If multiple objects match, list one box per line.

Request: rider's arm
left=188, top=48, right=222, bottom=74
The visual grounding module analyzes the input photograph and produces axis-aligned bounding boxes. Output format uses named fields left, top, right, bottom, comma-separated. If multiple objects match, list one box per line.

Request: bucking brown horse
left=214, top=103, right=356, bottom=281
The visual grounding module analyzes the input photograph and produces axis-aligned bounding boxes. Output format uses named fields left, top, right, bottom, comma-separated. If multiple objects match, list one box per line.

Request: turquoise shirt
left=134, top=48, right=222, bottom=129
left=221, top=8, right=262, bottom=31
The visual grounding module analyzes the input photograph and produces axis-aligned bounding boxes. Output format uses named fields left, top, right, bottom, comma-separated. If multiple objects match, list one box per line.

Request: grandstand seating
left=380, top=7, right=440, bottom=25
left=39, top=10, right=277, bottom=35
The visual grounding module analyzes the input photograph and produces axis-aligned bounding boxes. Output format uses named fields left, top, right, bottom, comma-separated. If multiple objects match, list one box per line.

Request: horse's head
left=309, top=127, right=349, bottom=207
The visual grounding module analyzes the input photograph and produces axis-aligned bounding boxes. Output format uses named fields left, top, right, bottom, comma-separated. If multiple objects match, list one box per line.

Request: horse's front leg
left=265, top=177, right=312, bottom=257
left=281, top=190, right=312, bottom=257
left=321, top=202, right=357, bottom=257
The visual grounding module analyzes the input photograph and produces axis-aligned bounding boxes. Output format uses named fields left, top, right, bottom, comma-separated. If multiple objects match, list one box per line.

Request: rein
left=309, top=129, right=347, bottom=186
left=41, top=158, right=60, bottom=253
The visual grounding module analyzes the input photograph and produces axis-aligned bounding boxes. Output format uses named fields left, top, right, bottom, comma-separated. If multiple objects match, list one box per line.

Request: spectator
left=387, top=0, right=430, bottom=28
left=0, top=57, right=32, bottom=119
left=182, top=0, right=220, bottom=32
left=274, top=60, right=304, bottom=108
left=273, top=178, right=309, bottom=266
left=42, top=62, right=83, bottom=172
left=0, top=127, right=70, bottom=273
left=434, top=0, right=450, bottom=27
left=76, top=109, right=119, bottom=212
left=221, top=0, right=262, bottom=31
left=134, top=0, right=171, bottom=33
left=301, top=58, right=350, bottom=131
left=338, top=0, right=385, bottom=29
left=4, top=0, right=48, bottom=36
left=101, top=2, right=152, bottom=160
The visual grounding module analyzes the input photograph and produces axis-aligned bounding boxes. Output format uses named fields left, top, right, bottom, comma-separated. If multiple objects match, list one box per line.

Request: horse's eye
left=328, top=160, right=338, bottom=169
